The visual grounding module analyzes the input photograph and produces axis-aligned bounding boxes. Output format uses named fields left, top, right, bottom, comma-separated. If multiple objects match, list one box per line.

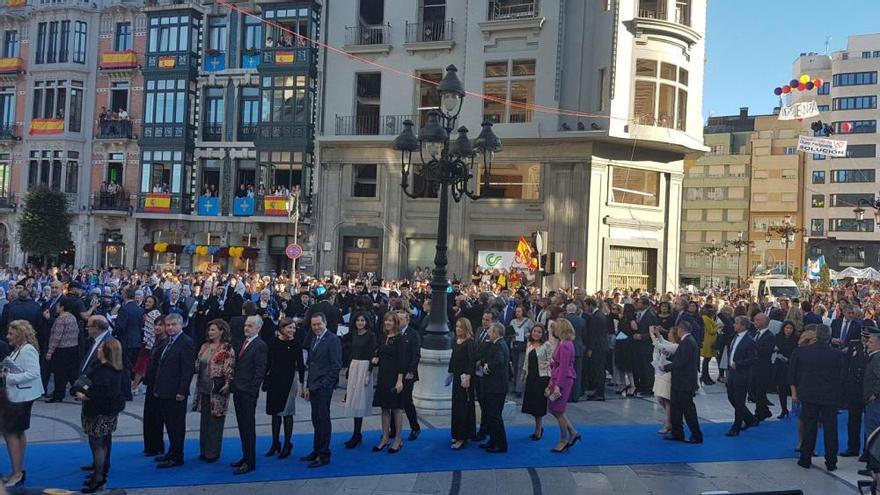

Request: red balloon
left=797, top=82, right=806, bottom=91
left=814, top=78, right=824, bottom=88
left=782, top=85, right=791, bottom=94
left=842, top=122, right=853, bottom=132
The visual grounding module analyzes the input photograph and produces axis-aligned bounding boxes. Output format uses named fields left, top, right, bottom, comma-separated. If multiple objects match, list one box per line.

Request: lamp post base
left=413, top=347, right=453, bottom=415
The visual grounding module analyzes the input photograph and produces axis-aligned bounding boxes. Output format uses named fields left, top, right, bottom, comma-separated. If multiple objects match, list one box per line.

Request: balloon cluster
left=774, top=74, right=824, bottom=96
left=142, top=243, right=259, bottom=259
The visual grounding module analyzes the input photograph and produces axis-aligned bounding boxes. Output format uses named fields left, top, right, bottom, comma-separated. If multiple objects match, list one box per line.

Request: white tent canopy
left=833, top=266, right=880, bottom=280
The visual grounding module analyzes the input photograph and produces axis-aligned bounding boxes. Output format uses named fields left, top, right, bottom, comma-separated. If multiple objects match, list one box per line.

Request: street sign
left=285, top=243, right=303, bottom=260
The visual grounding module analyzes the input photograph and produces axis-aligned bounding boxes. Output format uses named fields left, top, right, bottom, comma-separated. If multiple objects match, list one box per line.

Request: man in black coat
left=300, top=312, right=342, bottom=468
left=142, top=316, right=167, bottom=457
left=752, top=313, right=775, bottom=421
left=480, top=322, right=509, bottom=453
left=115, top=288, right=145, bottom=401
left=633, top=297, right=658, bottom=396
left=38, top=280, right=65, bottom=391
left=726, top=316, right=759, bottom=436
left=789, top=323, right=847, bottom=471
left=832, top=306, right=863, bottom=349
left=2, top=283, right=42, bottom=338
left=305, top=293, right=341, bottom=334
left=231, top=316, right=268, bottom=475
left=398, top=310, right=422, bottom=440
left=474, top=309, right=498, bottom=442
left=584, top=297, right=608, bottom=401
left=663, top=321, right=703, bottom=443
left=153, top=313, right=196, bottom=469
left=230, top=301, right=257, bottom=353
left=564, top=304, right=587, bottom=403
left=841, top=330, right=868, bottom=458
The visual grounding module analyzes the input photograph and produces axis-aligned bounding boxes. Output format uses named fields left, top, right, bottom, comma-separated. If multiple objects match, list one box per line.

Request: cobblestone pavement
left=18, top=375, right=862, bottom=495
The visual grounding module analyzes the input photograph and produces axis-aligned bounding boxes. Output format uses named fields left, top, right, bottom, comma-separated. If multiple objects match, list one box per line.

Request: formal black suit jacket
left=665, top=333, right=699, bottom=392
left=2, top=297, right=43, bottom=337
left=229, top=315, right=247, bottom=353
left=565, top=314, right=587, bottom=357
left=727, top=332, right=758, bottom=379
left=832, top=318, right=863, bottom=346
left=636, top=308, right=659, bottom=341
left=305, top=301, right=341, bottom=333
left=81, top=331, right=113, bottom=375
left=233, top=336, right=268, bottom=395
left=586, top=309, right=609, bottom=354
left=754, top=329, right=775, bottom=378
left=788, top=342, right=846, bottom=406
left=305, top=330, right=342, bottom=391
left=115, top=300, right=145, bottom=350
left=153, top=332, right=196, bottom=399
left=401, top=325, right=421, bottom=381
left=144, top=337, right=167, bottom=391
left=482, top=338, right=510, bottom=394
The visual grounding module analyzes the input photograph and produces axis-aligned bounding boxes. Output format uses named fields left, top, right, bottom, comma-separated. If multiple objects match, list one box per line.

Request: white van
left=750, top=276, right=802, bottom=302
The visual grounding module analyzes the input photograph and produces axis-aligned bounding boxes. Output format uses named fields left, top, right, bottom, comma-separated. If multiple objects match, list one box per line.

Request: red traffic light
left=569, top=260, right=577, bottom=273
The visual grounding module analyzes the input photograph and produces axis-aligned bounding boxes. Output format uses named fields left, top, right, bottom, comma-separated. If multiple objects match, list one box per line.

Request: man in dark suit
left=841, top=329, right=868, bottom=458
left=832, top=306, right=863, bottom=349
left=564, top=304, right=586, bottom=402
left=474, top=309, right=498, bottom=441
left=726, top=316, right=759, bottom=436
left=229, top=301, right=257, bottom=353
left=789, top=323, right=847, bottom=471
left=633, top=297, right=658, bottom=396
left=153, top=313, right=196, bottom=469
left=306, top=293, right=342, bottom=334
left=480, top=322, right=509, bottom=453
left=752, top=313, right=775, bottom=421
left=38, top=280, right=64, bottom=391
left=231, top=316, right=268, bottom=475
left=802, top=301, right=823, bottom=327
left=142, top=315, right=167, bottom=457
left=300, top=312, right=342, bottom=468
left=398, top=310, right=421, bottom=441
left=2, top=282, right=42, bottom=338
left=663, top=321, right=703, bottom=443
left=584, top=298, right=608, bottom=401
left=115, top=288, right=145, bottom=401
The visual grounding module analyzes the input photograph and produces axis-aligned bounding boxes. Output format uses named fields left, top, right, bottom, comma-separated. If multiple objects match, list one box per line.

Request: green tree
left=18, top=187, right=72, bottom=263
left=819, top=262, right=832, bottom=290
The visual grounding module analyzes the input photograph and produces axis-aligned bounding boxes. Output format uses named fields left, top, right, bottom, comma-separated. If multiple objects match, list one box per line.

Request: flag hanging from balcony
left=514, top=235, right=538, bottom=272
left=29, top=118, right=64, bottom=135
left=101, top=51, right=138, bottom=69
left=0, top=58, right=23, bottom=73
left=263, top=195, right=288, bottom=216
left=144, top=193, right=171, bottom=212
left=274, top=51, right=295, bottom=64
left=233, top=197, right=255, bottom=216
left=7, top=0, right=25, bottom=7
left=158, top=55, right=177, bottom=69
left=197, top=196, right=219, bottom=216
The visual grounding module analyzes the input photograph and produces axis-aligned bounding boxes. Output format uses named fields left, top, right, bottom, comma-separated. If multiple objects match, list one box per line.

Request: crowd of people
left=0, top=265, right=879, bottom=491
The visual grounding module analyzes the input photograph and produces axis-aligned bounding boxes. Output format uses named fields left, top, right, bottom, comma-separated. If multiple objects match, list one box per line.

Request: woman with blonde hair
left=371, top=312, right=408, bottom=453
left=1, top=320, right=43, bottom=488
left=547, top=318, right=581, bottom=452
left=448, top=318, right=477, bottom=449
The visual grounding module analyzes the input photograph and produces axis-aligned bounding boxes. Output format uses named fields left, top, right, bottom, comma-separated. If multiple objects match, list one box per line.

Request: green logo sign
left=485, top=253, right=503, bottom=267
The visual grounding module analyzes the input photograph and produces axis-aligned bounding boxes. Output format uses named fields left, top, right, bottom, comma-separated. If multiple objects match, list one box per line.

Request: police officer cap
left=862, top=325, right=880, bottom=337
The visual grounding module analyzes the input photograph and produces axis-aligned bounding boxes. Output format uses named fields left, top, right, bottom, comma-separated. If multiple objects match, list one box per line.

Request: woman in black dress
left=371, top=312, right=407, bottom=453
left=263, top=317, right=305, bottom=459
left=343, top=312, right=378, bottom=449
left=657, top=302, right=676, bottom=331
left=615, top=303, right=637, bottom=396
left=448, top=318, right=477, bottom=450
left=521, top=324, right=552, bottom=441
left=774, top=321, right=798, bottom=419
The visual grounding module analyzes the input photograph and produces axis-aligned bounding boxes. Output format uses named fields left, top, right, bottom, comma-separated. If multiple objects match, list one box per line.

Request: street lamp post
left=854, top=196, right=880, bottom=228
left=725, top=231, right=755, bottom=288
left=285, top=186, right=301, bottom=277
left=699, top=239, right=727, bottom=289
left=766, top=215, right=806, bottom=278
left=393, top=65, right=501, bottom=413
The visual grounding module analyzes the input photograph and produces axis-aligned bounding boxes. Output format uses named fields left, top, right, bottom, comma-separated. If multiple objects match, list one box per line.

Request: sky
left=703, top=0, right=880, bottom=120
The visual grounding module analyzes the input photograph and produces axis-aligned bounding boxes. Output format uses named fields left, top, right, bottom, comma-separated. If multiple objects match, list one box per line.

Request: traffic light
left=569, top=260, right=577, bottom=273
left=540, top=254, right=552, bottom=274
left=542, top=252, right=563, bottom=275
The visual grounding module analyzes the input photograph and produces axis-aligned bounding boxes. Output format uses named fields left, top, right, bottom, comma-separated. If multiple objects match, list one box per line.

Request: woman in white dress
left=342, top=312, right=377, bottom=449
left=650, top=325, right=679, bottom=434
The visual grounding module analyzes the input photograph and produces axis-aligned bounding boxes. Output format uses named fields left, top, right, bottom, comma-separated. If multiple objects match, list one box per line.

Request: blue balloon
left=774, top=87, right=783, bottom=96
left=790, top=79, right=800, bottom=88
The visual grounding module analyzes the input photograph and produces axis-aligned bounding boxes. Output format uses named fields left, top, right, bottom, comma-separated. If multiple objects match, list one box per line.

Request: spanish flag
left=7, top=0, right=25, bottom=7
left=515, top=235, right=538, bottom=272
left=274, top=51, right=295, bottom=64
left=158, top=55, right=176, bottom=69
left=263, top=195, right=288, bottom=216
left=29, top=118, right=64, bottom=135
left=101, top=51, right=137, bottom=69
left=144, top=193, right=171, bottom=212
left=0, top=57, right=23, bottom=73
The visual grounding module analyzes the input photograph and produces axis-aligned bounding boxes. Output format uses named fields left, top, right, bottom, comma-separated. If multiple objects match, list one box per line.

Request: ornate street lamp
left=767, top=216, right=806, bottom=278
left=393, top=64, right=501, bottom=351
left=725, top=231, right=755, bottom=288
left=854, top=196, right=880, bottom=228
left=699, top=239, right=727, bottom=289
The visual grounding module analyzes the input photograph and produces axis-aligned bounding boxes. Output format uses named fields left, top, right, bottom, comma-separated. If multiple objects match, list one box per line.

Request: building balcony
left=335, top=114, right=414, bottom=137
left=136, top=192, right=191, bottom=215
left=99, top=50, right=138, bottom=70
left=0, top=192, right=16, bottom=211
left=258, top=46, right=314, bottom=72
left=203, top=50, right=226, bottom=72
left=254, top=122, right=313, bottom=149
left=0, top=57, right=24, bottom=76
left=238, top=123, right=257, bottom=141
left=344, top=25, right=392, bottom=54
left=0, top=123, right=21, bottom=141
left=90, top=192, right=133, bottom=214
left=29, top=118, right=64, bottom=136
left=404, top=20, right=455, bottom=52
left=96, top=119, right=134, bottom=140
left=141, top=123, right=194, bottom=142
left=631, top=5, right=702, bottom=46
left=202, top=123, right=222, bottom=142
left=480, top=1, right=544, bottom=37
left=144, top=0, right=202, bottom=11
left=144, top=53, right=198, bottom=72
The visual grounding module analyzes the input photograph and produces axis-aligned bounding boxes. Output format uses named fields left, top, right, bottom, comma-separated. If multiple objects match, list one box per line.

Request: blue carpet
left=1, top=417, right=844, bottom=490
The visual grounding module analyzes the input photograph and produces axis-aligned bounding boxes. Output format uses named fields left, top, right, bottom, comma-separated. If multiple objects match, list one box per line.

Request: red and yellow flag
left=263, top=195, right=288, bottom=216
left=29, top=118, right=64, bottom=135
left=144, top=193, right=171, bottom=212
left=6, top=0, right=25, bottom=7
left=515, top=235, right=538, bottom=272
left=0, top=57, right=23, bottom=73
left=101, top=51, right=137, bottom=69
left=158, top=55, right=176, bottom=69
left=274, top=51, right=295, bottom=64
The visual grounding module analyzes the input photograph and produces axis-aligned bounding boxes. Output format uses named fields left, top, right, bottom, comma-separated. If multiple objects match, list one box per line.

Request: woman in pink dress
left=547, top=318, right=582, bottom=452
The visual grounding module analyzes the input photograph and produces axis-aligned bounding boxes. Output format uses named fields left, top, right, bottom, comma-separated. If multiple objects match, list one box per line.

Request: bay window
left=633, top=58, right=689, bottom=130
left=611, top=166, right=660, bottom=207
left=482, top=59, right=535, bottom=124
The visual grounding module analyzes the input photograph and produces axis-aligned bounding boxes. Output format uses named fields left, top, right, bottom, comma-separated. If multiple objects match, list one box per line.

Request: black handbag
left=72, top=374, right=92, bottom=395
left=212, top=377, right=226, bottom=395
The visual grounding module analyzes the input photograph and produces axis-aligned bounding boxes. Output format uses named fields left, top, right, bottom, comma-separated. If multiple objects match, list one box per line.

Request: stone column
left=413, top=348, right=453, bottom=414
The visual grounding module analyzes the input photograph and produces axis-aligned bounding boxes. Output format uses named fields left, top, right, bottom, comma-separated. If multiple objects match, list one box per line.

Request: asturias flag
left=233, top=197, right=255, bottom=216
left=197, top=196, right=219, bottom=216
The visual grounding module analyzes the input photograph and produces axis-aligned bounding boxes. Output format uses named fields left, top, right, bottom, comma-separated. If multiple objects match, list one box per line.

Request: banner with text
left=797, top=135, right=848, bottom=157
left=477, top=251, right=530, bottom=271
left=778, top=101, right=820, bottom=120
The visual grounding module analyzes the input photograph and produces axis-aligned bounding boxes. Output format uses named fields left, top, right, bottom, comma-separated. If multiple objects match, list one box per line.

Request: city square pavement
left=15, top=370, right=864, bottom=495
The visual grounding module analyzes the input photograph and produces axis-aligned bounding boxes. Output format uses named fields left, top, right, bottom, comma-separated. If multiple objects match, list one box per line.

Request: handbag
left=212, top=377, right=226, bottom=395
left=72, top=374, right=92, bottom=395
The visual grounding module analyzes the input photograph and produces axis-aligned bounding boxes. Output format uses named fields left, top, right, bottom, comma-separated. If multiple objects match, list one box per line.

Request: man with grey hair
left=789, top=323, right=846, bottom=471
left=231, top=315, right=268, bottom=475
left=752, top=313, right=775, bottom=421
left=480, top=322, right=509, bottom=453
left=725, top=315, right=759, bottom=437
left=153, top=312, right=196, bottom=469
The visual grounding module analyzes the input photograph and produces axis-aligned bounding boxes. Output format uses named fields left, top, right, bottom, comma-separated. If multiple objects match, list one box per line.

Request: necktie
left=239, top=338, right=251, bottom=358
left=311, top=334, right=322, bottom=353
left=842, top=321, right=850, bottom=342
left=161, top=336, right=175, bottom=361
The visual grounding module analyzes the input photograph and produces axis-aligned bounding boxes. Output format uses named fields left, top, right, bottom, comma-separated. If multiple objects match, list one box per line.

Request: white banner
left=477, top=250, right=529, bottom=270
left=797, top=135, right=848, bottom=157
left=778, top=100, right=820, bottom=120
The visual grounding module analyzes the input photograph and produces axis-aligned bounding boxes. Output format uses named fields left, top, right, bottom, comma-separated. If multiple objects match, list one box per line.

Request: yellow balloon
left=800, top=74, right=810, bottom=84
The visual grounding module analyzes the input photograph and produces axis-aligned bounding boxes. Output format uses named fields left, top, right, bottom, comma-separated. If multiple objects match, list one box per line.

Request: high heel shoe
left=388, top=442, right=403, bottom=454
left=451, top=440, right=466, bottom=450
left=372, top=441, right=388, bottom=452
left=567, top=434, right=582, bottom=448
left=4, top=471, right=24, bottom=488
left=278, top=443, right=293, bottom=459
left=81, top=477, right=105, bottom=494
left=344, top=434, right=362, bottom=449
left=551, top=443, right=570, bottom=453
left=624, top=386, right=635, bottom=397
left=777, top=411, right=790, bottom=419
left=264, top=442, right=281, bottom=457
left=529, top=427, right=544, bottom=441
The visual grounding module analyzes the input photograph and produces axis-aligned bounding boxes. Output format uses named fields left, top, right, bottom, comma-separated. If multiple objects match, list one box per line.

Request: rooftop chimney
left=739, top=107, right=748, bottom=120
